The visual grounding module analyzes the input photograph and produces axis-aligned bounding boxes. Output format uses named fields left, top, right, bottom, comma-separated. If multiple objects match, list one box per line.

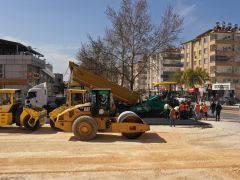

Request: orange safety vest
left=203, top=105, right=208, bottom=112
left=179, top=104, right=185, bottom=112
left=195, top=104, right=201, bottom=112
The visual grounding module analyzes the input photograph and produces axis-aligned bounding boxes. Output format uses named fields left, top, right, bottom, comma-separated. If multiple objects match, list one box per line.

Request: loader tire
left=118, top=111, right=144, bottom=139
left=23, top=115, right=40, bottom=131
left=72, top=116, right=98, bottom=141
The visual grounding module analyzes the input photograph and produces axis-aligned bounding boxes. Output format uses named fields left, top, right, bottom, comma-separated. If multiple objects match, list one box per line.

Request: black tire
left=118, top=111, right=144, bottom=139
left=23, top=115, right=40, bottom=131
left=49, top=118, right=61, bottom=131
left=72, top=116, right=98, bottom=141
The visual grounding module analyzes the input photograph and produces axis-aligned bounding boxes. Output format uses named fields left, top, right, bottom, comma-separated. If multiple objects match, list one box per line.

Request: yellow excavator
left=52, top=62, right=150, bottom=140
left=0, top=89, right=46, bottom=130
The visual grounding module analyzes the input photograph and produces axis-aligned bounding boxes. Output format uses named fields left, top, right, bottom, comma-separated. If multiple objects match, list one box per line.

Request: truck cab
left=25, top=82, right=48, bottom=108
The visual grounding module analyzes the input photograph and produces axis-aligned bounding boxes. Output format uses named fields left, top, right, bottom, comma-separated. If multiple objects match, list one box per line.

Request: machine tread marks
left=72, top=116, right=98, bottom=141
left=23, top=115, right=40, bottom=131
left=118, top=111, right=144, bottom=139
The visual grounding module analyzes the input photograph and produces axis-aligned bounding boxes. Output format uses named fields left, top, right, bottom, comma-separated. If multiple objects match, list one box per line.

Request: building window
left=204, top=48, right=208, bottom=54
left=0, top=65, right=3, bottom=78
left=204, top=58, right=208, bottom=64
left=199, top=50, right=201, bottom=55
left=186, top=53, right=189, bottom=58
left=204, top=38, right=208, bottom=43
left=234, top=67, right=240, bottom=73
left=199, top=60, right=202, bottom=65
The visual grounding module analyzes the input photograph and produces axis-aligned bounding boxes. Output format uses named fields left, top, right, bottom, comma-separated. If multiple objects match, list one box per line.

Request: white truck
left=25, top=83, right=48, bottom=108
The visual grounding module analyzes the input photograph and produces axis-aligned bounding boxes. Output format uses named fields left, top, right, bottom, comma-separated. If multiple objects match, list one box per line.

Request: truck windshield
left=27, top=91, right=37, bottom=99
left=0, top=93, right=11, bottom=105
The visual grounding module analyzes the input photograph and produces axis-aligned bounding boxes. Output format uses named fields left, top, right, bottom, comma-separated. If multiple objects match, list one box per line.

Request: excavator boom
left=69, top=61, right=140, bottom=105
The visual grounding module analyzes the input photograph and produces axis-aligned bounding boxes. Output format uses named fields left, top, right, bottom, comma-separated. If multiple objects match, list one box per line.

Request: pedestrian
left=202, top=102, right=209, bottom=120
left=164, top=102, right=171, bottom=120
left=210, top=101, right=216, bottom=115
left=215, top=102, right=222, bottom=121
left=194, top=102, right=201, bottom=120
left=169, top=107, right=176, bottom=127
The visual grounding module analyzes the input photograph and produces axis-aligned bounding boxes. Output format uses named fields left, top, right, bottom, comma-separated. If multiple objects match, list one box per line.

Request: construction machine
left=55, top=88, right=149, bottom=140
left=0, top=89, right=47, bottom=130
left=49, top=89, right=87, bottom=129
left=68, top=62, right=178, bottom=117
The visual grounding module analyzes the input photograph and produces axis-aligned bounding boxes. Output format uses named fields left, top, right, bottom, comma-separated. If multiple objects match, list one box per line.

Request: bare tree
left=77, top=0, right=183, bottom=90
left=105, top=0, right=183, bottom=90
left=77, top=37, right=118, bottom=82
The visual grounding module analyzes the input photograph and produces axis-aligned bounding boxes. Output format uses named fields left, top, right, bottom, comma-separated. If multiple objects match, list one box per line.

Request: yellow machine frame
left=0, top=89, right=47, bottom=130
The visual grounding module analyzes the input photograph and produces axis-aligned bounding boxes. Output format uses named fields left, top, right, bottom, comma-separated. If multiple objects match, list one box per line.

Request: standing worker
left=202, top=102, right=209, bottom=121
left=194, top=102, right=201, bottom=120
left=179, top=101, right=185, bottom=120
left=169, top=107, right=176, bottom=127
left=215, top=102, right=222, bottom=121
left=210, top=101, right=216, bottom=115
left=164, top=102, right=171, bottom=120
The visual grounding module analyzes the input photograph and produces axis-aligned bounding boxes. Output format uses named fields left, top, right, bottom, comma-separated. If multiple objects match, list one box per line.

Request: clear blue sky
left=1, top=0, right=240, bottom=77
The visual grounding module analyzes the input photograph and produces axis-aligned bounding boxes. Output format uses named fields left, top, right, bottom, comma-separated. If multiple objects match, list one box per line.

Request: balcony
left=210, top=55, right=231, bottom=62
left=163, top=67, right=181, bottom=72
left=162, top=54, right=181, bottom=60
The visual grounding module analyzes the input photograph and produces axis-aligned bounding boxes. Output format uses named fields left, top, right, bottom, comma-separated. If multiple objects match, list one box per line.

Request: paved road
left=221, top=110, right=240, bottom=122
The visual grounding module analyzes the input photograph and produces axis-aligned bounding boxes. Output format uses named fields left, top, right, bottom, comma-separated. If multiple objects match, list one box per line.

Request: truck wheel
left=23, top=115, right=40, bottom=131
left=72, top=116, right=98, bottom=141
left=118, top=111, right=144, bottom=139
left=50, top=118, right=61, bottom=131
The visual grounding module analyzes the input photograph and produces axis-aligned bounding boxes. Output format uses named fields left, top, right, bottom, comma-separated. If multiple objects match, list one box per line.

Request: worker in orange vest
left=202, top=102, right=209, bottom=120
left=179, top=102, right=185, bottom=120
left=194, top=102, right=201, bottom=120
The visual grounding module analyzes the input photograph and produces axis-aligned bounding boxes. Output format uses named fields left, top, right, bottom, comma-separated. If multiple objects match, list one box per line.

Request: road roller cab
left=0, top=89, right=47, bottom=131
left=55, top=89, right=150, bottom=141
left=49, top=89, right=87, bottom=129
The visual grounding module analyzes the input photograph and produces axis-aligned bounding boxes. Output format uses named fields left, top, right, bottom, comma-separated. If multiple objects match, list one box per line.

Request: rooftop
left=0, top=39, right=43, bottom=57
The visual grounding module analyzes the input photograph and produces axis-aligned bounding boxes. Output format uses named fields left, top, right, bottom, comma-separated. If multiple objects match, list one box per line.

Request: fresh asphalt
left=143, top=110, right=239, bottom=125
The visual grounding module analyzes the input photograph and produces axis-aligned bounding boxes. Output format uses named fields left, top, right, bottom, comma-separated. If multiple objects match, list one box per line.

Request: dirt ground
left=0, top=116, right=240, bottom=179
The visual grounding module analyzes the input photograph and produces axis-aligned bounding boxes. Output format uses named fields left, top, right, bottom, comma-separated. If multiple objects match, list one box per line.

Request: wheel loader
left=55, top=89, right=150, bottom=141
left=0, top=89, right=47, bottom=130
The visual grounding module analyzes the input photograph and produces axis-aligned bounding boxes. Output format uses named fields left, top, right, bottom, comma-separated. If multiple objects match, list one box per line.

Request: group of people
left=164, top=100, right=223, bottom=127
left=193, top=101, right=222, bottom=121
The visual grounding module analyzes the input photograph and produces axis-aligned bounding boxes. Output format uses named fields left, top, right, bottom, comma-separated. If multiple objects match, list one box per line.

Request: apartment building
left=134, top=48, right=182, bottom=91
left=181, top=22, right=240, bottom=90
left=0, top=39, right=55, bottom=96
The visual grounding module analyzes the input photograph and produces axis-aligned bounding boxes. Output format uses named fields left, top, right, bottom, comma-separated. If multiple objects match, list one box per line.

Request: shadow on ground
left=144, top=118, right=213, bottom=128
left=0, top=126, right=58, bottom=134
left=69, top=132, right=166, bottom=144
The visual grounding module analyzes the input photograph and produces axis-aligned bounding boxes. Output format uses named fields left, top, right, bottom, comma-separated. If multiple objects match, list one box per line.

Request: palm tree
left=172, top=67, right=209, bottom=88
